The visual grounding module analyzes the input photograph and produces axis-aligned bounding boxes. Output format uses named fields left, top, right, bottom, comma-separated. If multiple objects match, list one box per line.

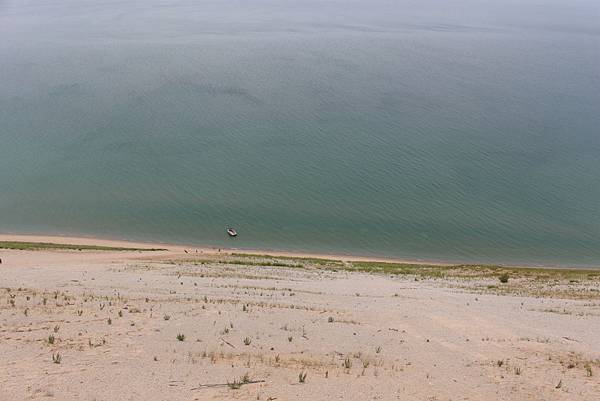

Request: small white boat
left=226, top=228, right=238, bottom=237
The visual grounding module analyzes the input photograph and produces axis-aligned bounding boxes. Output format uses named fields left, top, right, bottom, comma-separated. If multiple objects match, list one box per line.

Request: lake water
left=1, top=0, right=599, bottom=266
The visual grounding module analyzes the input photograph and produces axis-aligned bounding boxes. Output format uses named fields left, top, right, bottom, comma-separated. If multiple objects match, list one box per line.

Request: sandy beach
left=1, top=235, right=599, bottom=401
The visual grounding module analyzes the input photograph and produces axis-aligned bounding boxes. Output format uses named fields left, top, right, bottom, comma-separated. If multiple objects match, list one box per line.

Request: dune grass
left=171, top=254, right=600, bottom=299
left=177, top=253, right=600, bottom=283
left=230, top=253, right=345, bottom=267
left=0, top=241, right=165, bottom=251
left=328, top=260, right=600, bottom=284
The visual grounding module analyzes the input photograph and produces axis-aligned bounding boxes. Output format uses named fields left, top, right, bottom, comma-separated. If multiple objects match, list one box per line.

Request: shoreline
left=1, top=232, right=597, bottom=270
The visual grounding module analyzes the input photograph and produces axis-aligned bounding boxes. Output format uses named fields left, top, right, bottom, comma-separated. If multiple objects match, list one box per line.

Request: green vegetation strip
left=180, top=254, right=600, bottom=281
left=347, top=261, right=600, bottom=281
left=230, top=253, right=345, bottom=266
left=0, top=241, right=166, bottom=251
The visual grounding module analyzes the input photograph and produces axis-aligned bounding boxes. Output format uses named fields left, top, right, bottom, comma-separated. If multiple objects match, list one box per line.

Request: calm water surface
left=1, top=0, right=599, bottom=266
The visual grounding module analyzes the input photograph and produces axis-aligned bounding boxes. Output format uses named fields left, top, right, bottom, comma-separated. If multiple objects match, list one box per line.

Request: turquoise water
left=1, top=0, right=599, bottom=266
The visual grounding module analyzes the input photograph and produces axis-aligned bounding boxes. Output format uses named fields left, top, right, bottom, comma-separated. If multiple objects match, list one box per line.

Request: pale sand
left=0, top=233, right=455, bottom=265
left=1, top=235, right=599, bottom=401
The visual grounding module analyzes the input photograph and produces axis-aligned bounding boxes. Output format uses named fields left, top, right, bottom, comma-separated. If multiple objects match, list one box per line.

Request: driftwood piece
left=191, top=379, right=265, bottom=390
left=219, top=337, right=236, bottom=348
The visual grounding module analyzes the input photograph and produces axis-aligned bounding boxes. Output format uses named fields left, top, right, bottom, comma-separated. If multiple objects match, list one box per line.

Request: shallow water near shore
left=1, top=0, right=599, bottom=266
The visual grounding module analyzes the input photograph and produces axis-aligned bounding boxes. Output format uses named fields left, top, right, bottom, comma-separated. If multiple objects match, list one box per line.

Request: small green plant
left=53, top=325, right=60, bottom=333
left=118, top=310, right=123, bottom=317
left=242, top=304, right=248, bottom=312
left=585, top=364, right=593, bottom=377
left=298, top=371, right=307, bottom=383
left=327, top=316, right=334, bottom=323
left=497, top=359, right=504, bottom=367
left=163, top=314, right=171, bottom=321
left=514, top=366, right=521, bottom=375
left=47, top=335, right=55, bottom=344
left=499, top=273, right=510, bottom=283
left=176, top=333, right=185, bottom=341
left=288, top=336, right=293, bottom=342
left=227, top=380, right=242, bottom=390
left=343, top=357, right=352, bottom=369
left=52, top=352, right=61, bottom=364
left=243, top=337, right=251, bottom=346
left=227, top=373, right=251, bottom=390
left=107, top=318, right=112, bottom=325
